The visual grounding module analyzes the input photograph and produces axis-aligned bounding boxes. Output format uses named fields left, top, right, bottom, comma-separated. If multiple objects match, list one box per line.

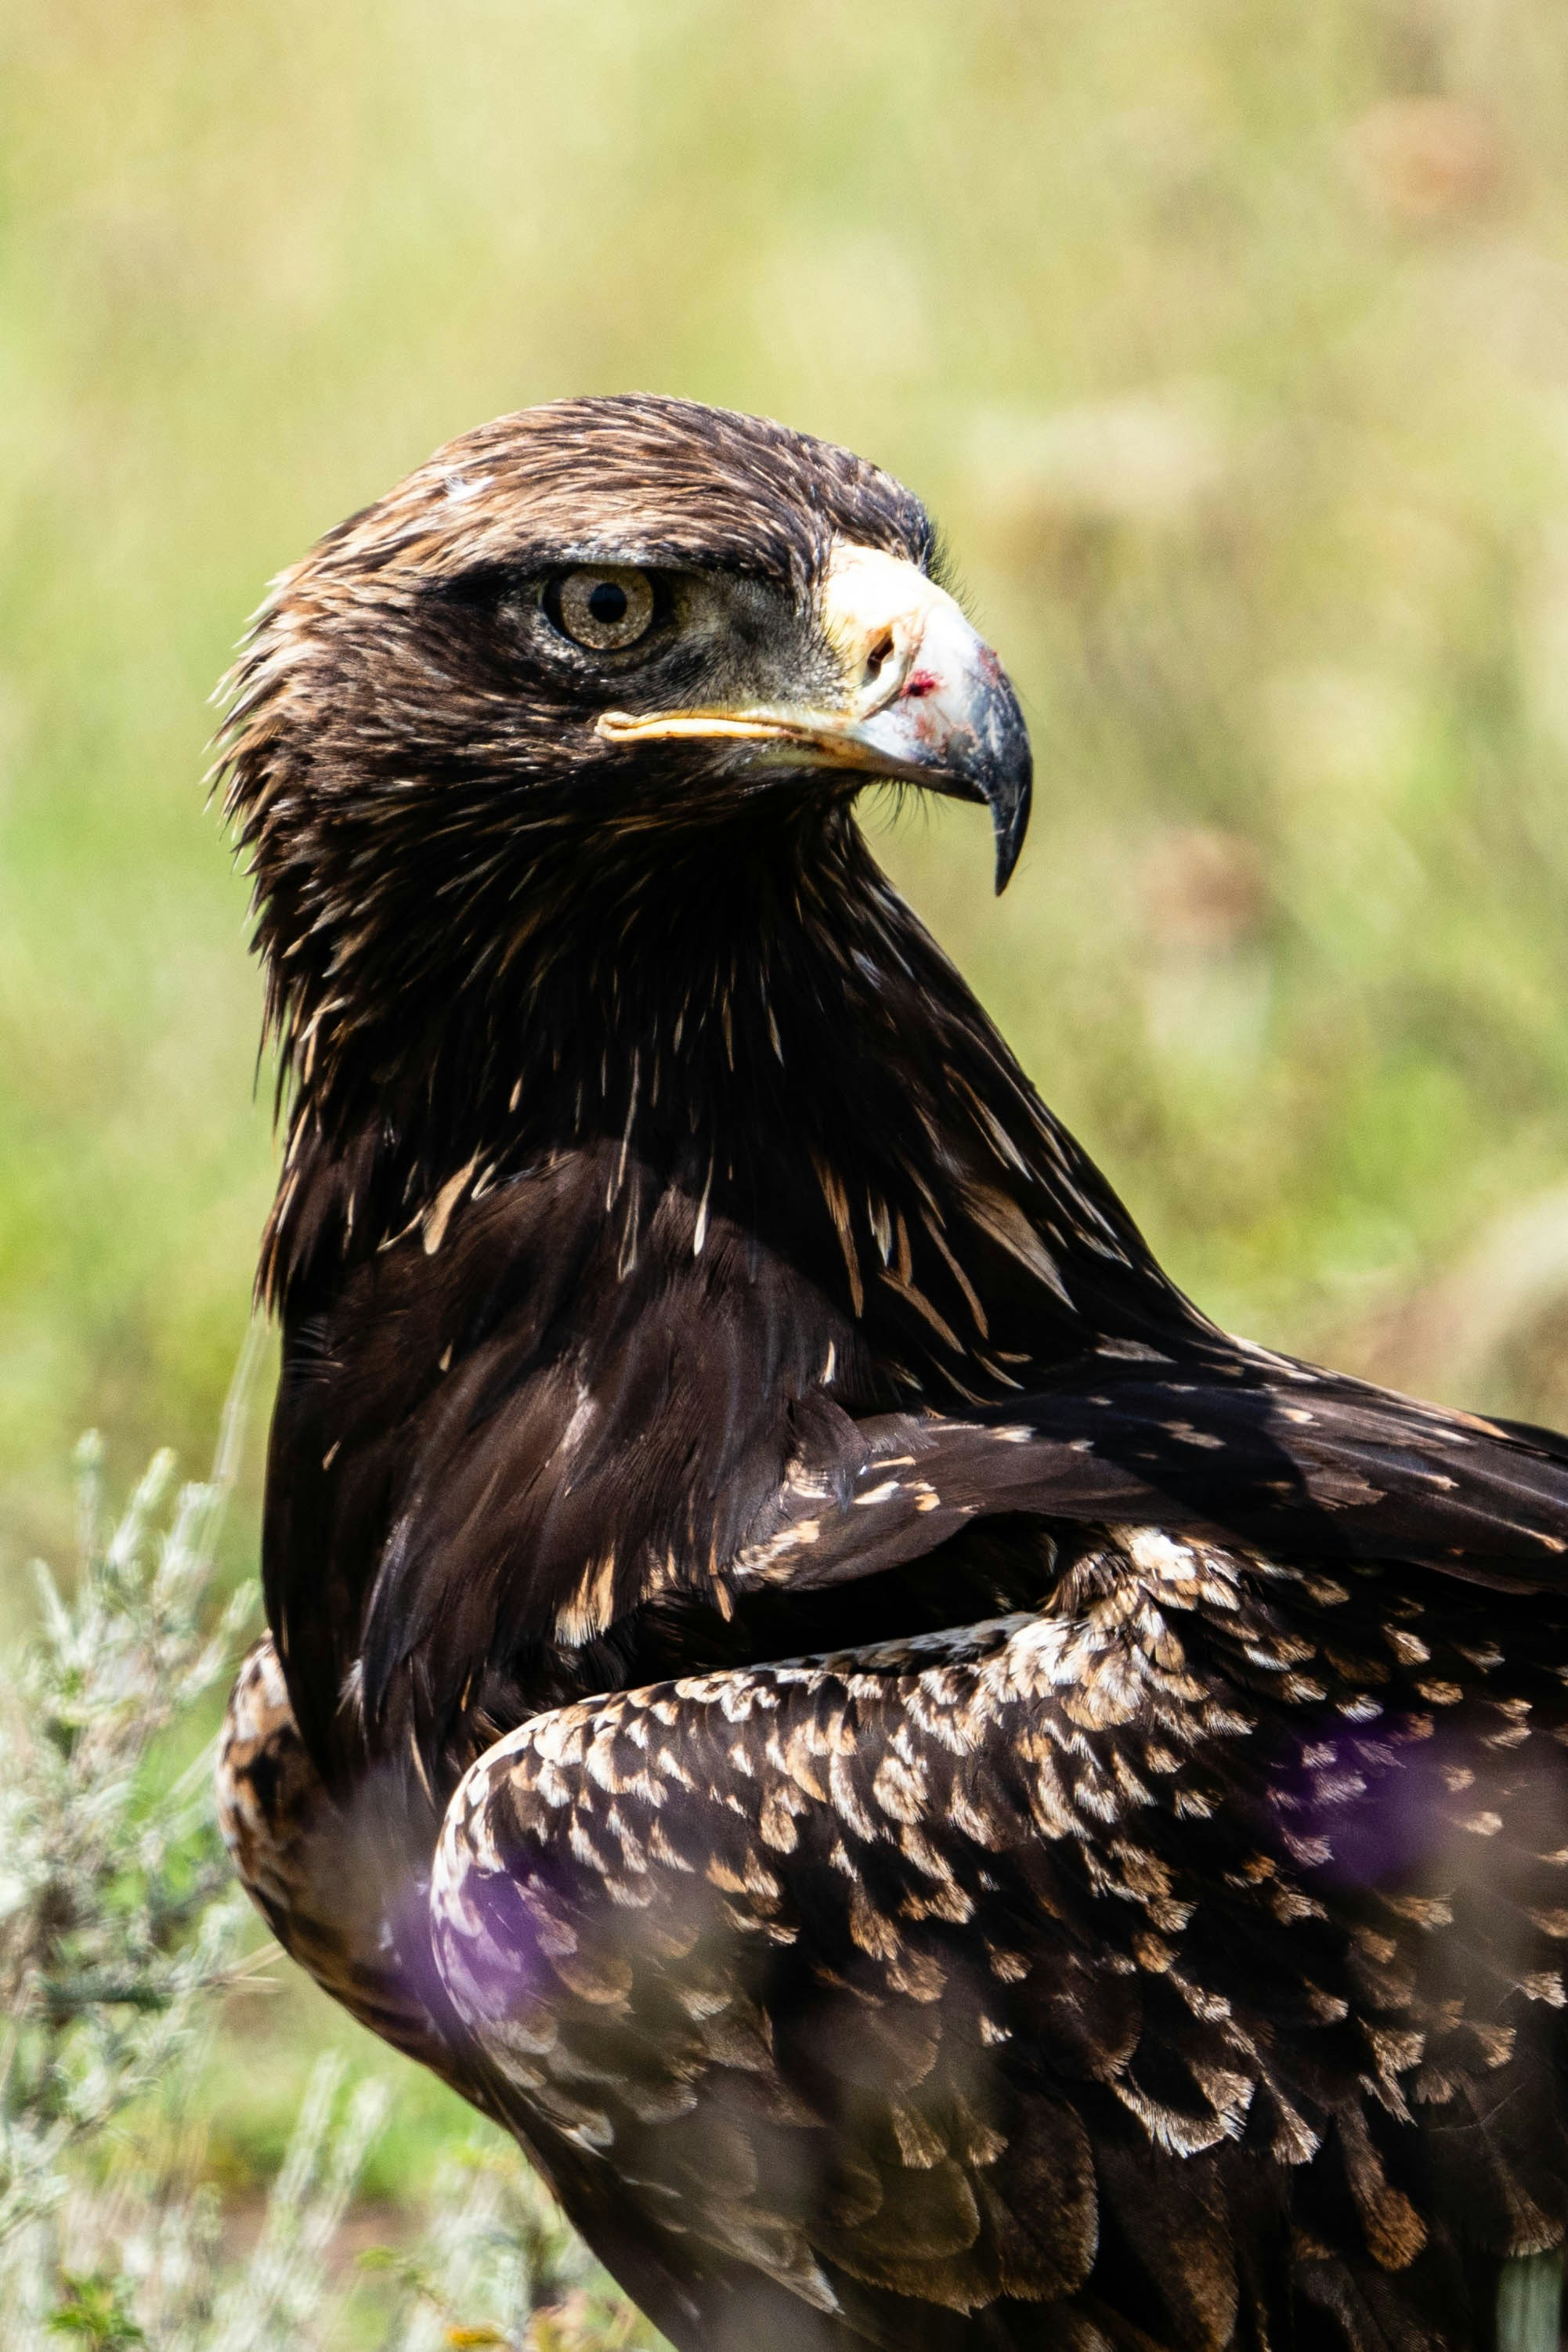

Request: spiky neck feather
left=262, top=797, right=1205, bottom=1391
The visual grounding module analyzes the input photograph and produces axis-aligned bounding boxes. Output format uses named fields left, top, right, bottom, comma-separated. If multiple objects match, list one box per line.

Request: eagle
left=218, top=396, right=1568, bottom=2352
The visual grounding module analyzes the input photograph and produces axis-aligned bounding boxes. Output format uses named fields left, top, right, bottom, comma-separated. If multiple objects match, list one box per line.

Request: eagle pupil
left=588, top=582, right=628, bottom=627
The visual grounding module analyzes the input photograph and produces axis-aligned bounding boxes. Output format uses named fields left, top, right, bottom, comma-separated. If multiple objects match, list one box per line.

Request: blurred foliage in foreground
left=0, top=1429, right=653, bottom=2351
left=8, top=0, right=1568, bottom=2324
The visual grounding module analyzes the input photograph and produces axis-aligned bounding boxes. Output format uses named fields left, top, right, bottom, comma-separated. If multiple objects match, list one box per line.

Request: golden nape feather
left=219, top=396, right=1568, bottom=2350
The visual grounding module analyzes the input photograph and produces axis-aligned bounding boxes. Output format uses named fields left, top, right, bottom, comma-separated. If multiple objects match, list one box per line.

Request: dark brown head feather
left=220, top=396, right=929, bottom=1109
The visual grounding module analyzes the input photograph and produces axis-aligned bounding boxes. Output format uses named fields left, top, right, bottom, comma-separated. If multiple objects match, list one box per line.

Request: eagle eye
left=545, top=566, right=658, bottom=653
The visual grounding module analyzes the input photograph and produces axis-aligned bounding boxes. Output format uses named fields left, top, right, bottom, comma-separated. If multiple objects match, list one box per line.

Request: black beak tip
left=992, top=771, right=1031, bottom=894
left=973, top=669, right=1032, bottom=894
left=986, top=713, right=1032, bottom=893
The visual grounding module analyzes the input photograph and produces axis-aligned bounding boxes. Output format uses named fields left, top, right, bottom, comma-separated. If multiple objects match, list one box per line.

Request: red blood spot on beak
left=903, top=670, right=939, bottom=699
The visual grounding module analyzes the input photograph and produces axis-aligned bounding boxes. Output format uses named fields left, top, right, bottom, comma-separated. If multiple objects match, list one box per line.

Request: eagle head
left=220, top=399, right=1030, bottom=1100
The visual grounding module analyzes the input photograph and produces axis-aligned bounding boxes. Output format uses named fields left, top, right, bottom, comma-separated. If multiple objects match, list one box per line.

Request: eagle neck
left=266, top=809, right=1204, bottom=1380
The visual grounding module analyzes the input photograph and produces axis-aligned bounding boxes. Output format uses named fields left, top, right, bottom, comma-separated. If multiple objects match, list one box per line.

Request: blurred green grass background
left=7, top=0, right=1568, bottom=2241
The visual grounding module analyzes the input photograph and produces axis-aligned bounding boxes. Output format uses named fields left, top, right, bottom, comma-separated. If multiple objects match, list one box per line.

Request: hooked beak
left=594, top=544, right=1033, bottom=892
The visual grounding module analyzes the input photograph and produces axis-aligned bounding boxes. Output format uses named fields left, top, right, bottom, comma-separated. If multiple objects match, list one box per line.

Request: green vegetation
left=6, top=0, right=1568, bottom=2332
left=0, top=1422, right=651, bottom=2347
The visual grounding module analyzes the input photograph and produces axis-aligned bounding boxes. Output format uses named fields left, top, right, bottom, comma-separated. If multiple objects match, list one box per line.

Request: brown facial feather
left=220, top=397, right=929, bottom=1133
left=219, top=397, right=1568, bottom=2350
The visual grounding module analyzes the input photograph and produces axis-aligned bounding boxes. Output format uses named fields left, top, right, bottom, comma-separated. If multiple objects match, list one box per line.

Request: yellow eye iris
left=549, top=567, right=657, bottom=652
